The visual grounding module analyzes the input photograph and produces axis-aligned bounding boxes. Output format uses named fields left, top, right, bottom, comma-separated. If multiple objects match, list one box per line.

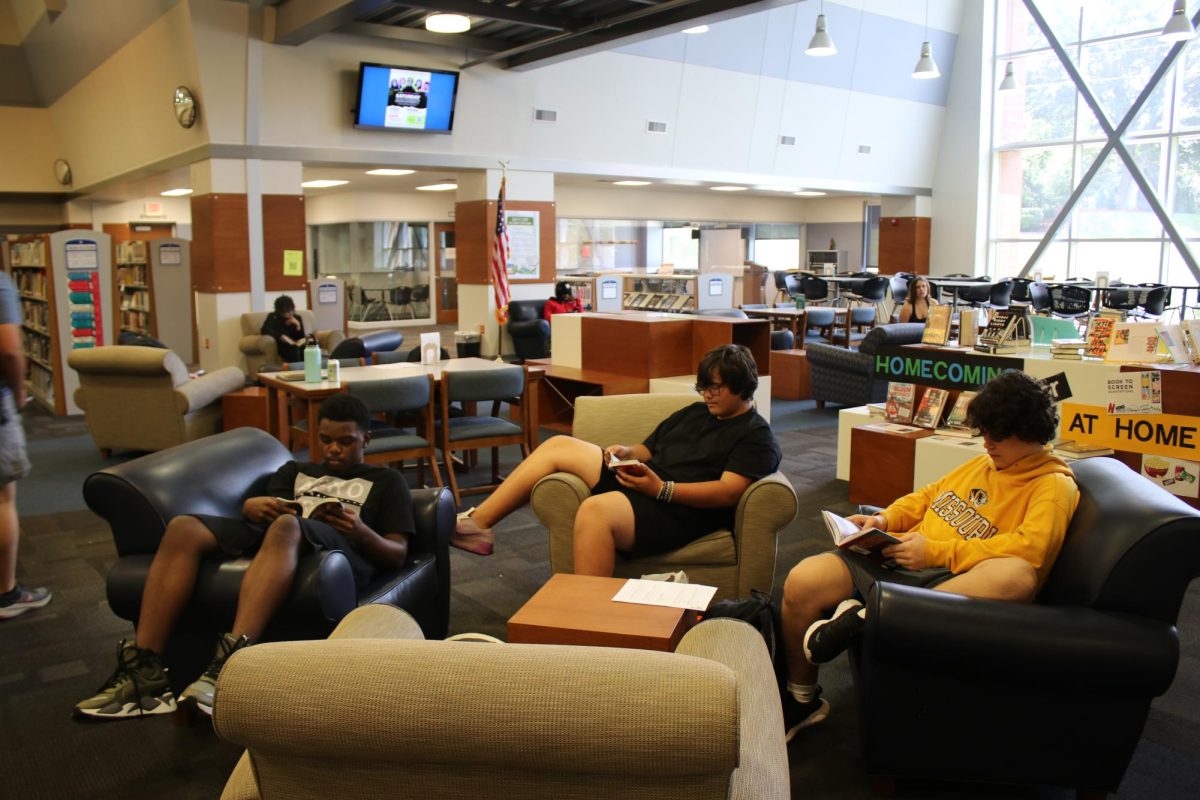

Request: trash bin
left=455, top=331, right=482, bottom=358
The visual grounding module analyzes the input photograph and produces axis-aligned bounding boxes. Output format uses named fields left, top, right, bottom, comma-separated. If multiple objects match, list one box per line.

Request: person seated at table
left=543, top=281, right=584, bottom=320
left=73, top=394, right=415, bottom=721
left=898, top=276, right=938, bottom=323
left=260, top=295, right=307, bottom=364
left=453, top=344, right=782, bottom=573
left=777, top=370, right=1078, bottom=742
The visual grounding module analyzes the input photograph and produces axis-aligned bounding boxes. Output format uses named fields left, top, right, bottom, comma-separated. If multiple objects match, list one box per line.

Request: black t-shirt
left=642, top=402, right=781, bottom=485
left=266, top=461, right=415, bottom=539
left=261, top=312, right=307, bottom=364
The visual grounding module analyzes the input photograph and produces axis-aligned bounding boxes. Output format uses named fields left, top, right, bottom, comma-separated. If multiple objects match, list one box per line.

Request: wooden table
left=769, top=349, right=811, bottom=400
left=507, top=573, right=697, bottom=652
left=742, top=306, right=853, bottom=346
left=258, top=358, right=544, bottom=455
left=221, top=386, right=268, bottom=432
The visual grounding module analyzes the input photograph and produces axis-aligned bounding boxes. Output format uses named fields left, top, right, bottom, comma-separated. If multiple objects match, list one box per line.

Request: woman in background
left=899, top=276, right=938, bottom=323
left=544, top=281, right=584, bottom=320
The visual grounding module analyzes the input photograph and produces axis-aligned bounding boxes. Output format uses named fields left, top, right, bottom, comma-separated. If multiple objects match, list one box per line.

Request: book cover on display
left=938, top=391, right=978, bottom=437
left=1052, top=440, right=1115, bottom=459
left=1085, top=311, right=1123, bottom=358
left=975, top=309, right=1023, bottom=353
left=958, top=308, right=978, bottom=347
left=1105, top=322, right=1161, bottom=363
left=884, top=382, right=916, bottom=424
left=921, top=305, right=953, bottom=345
left=1156, top=324, right=1192, bottom=364
left=1181, top=320, right=1200, bottom=364
left=913, top=387, right=949, bottom=429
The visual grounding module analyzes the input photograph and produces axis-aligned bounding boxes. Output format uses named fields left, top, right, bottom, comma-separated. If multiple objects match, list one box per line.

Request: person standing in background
left=0, top=271, right=49, bottom=620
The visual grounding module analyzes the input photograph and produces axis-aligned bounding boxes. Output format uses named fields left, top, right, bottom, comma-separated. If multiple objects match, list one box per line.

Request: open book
left=822, top=510, right=901, bottom=563
left=607, top=452, right=648, bottom=476
left=276, top=496, right=346, bottom=518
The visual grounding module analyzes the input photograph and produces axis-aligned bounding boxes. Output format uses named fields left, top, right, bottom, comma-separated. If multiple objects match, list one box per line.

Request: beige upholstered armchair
left=531, top=393, right=797, bottom=602
left=216, top=604, right=789, bottom=800
left=239, top=310, right=345, bottom=375
left=68, top=346, right=245, bottom=457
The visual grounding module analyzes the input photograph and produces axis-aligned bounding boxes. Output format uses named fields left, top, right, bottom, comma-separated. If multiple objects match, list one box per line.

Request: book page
left=822, top=509, right=862, bottom=544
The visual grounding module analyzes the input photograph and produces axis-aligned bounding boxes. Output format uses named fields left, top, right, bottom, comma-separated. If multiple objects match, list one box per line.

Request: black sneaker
left=74, top=640, right=176, bottom=720
left=783, top=686, right=830, bottom=742
left=179, top=632, right=250, bottom=716
left=803, top=598, right=865, bottom=665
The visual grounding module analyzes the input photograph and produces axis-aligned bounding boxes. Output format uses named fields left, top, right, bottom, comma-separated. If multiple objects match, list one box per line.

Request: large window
left=990, top=0, right=1199, bottom=285
left=309, top=221, right=433, bottom=324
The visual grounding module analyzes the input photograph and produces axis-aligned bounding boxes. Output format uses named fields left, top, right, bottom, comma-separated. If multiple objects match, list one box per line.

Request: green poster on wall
left=283, top=250, right=303, bottom=276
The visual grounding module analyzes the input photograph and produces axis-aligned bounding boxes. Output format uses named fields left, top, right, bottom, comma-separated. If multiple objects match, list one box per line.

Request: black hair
left=273, top=295, right=296, bottom=315
left=965, top=370, right=1058, bottom=444
left=554, top=281, right=573, bottom=302
left=318, top=393, right=370, bottom=433
left=695, top=344, right=758, bottom=400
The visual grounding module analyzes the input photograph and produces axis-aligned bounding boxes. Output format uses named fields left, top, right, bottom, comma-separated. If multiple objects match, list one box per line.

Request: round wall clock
left=173, top=86, right=198, bottom=129
left=53, top=158, right=72, bottom=185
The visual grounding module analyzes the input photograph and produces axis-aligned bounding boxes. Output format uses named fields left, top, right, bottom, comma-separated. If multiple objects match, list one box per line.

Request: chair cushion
left=858, top=323, right=927, bottom=356
left=365, top=432, right=431, bottom=453
left=440, top=417, right=524, bottom=441
left=626, top=529, right=737, bottom=567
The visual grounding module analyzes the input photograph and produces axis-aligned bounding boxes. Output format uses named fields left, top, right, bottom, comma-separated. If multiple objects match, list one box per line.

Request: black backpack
left=702, top=589, right=787, bottom=694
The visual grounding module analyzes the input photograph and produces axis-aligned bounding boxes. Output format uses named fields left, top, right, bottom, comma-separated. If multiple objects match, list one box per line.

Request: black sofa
left=507, top=299, right=550, bottom=361
left=854, top=457, right=1200, bottom=795
left=85, top=427, right=453, bottom=691
left=807, top=322, right=926, bottom=408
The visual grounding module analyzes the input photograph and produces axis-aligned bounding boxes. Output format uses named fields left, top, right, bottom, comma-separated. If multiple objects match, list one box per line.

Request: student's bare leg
left=135, top=516, right=222, bottom=654
left=230, top=515, right=305, bottom=642
left=571, top=492, right=636, bottom=577
left=934, top=556, right=1037, bottom=602
left=781, top=553, right=856, bottom=685
left=470, top=436, right=604, bottom=528
left=0, top=483, right=17, bottom=593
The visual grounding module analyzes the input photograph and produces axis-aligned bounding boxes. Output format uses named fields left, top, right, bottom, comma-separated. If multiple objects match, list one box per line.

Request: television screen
left=354, top=62, right=459, bottom=133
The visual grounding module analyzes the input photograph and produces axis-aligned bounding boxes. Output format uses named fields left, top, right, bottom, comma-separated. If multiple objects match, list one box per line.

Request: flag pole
left=494, top=160, right=510, bottom=361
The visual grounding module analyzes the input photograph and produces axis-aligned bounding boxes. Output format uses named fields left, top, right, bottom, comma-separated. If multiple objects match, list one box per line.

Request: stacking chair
left=1027, top=281, right=1053, bottom=313
left=347, top=375, right=441, bottom=488
left=1132, top=284, right=1170, bottom=321
left=1008, top=278, right=1032, bottom=304
left=279, top=357, right=366, bottom=451
left=389, top=287, right=415, bottom=320
left=772, top=272, right=791, bottom=304
left=411, top=284, right=430, bottom=317
left=783, top=274, right=804, bottom=304
left=1049, top=284, right=1093, bottom=320
left=374, top=350, right=408, bottom=365
left=437, top=365, right=531, bottom=507
left=889, top=274, right=912, bottom=306
left=939, top=273, right=973, bottom=306
left=844, top=276, right=889, bottom=324
left=800, top=275, right=831, bottom=305
left=803, top=306, right=838, bottom=346
left=959, top=280, right=1014, bottom=311
left=1100, top=283, right=1138, bottom=314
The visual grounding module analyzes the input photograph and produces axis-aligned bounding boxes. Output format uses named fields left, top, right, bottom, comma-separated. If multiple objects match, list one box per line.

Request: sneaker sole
left=74, top=695, right=178, bottom=720
left=803, top=598, right=863, bottom=665
left=0, top=595, right=52, bottom=619
left=785, top=698, right=830, bottom=743
left=178, top=695, right=214, bottom=718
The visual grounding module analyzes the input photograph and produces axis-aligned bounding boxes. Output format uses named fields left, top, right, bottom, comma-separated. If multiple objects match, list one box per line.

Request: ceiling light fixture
left=805, top=1, right=836, bottom=57
left=682, top=24, right=708, bottom=34
left=912, top=0, right=940, bottom=79
left=711, top=185, right=747, bottom=192
left=160, top=188, right=193, bottom=197
left=366, top=168, right=416, bottom=176
left=416, top=182, right=457, bottom=191
left=613, top=180, right=651, bottom=186
left=998, top=61, right=1016, bottom=91
left=1162, top=0, right=1196, bottom=42
left=426, top=13, right=470, bottom=34
left=794, top=190, right=827, bottom=197
left=755, top=185, right=801, bottom=192
left=300, top=179, right=349, bottom=188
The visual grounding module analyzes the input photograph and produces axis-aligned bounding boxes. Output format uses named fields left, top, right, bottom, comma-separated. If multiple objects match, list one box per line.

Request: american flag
left=491, top=176, right=511, bottom=323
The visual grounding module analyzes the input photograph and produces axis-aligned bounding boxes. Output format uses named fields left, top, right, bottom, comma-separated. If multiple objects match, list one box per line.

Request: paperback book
left=884, top=382, right=916, bottom=424
left=958, top=308, right=978, bottom=347
left=938, top=391, right=978, bottom=437
left=1052, top=440, right=1115, bottom=460
left=913, top=387, right=949, bottom=429
left=1105, top=321, right=1161, bottom=363
left=821, top=510, right=901, bottom=563
left=1156, top=324, right=1192, bottom=364
left=921, top=305, right=953, bottom=346
left=1085, top=311, right=1123, bottom=359
left=273, top=497, right=346, bottom=518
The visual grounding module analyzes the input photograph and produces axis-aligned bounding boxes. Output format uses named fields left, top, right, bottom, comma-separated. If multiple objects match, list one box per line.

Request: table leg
left=268, top=386, right=287, bottom=445
left=305, top=398, right=320, bottom=457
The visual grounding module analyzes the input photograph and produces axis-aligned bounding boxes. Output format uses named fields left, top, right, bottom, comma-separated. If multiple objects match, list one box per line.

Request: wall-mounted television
left=354, top=62, right=459, bottom=133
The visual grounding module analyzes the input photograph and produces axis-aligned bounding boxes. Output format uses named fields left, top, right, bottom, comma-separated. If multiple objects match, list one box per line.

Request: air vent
left=647, top=120, right=669, bottom=134
left=533, top=108, right=557, bottom=123
left=780, top=135, right=796, bottom=146
left=858, top=144, right=872, bottom=154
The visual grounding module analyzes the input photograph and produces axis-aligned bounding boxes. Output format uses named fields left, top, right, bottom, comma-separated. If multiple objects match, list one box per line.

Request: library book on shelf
left=884, top=382, right=916, bottom=424
left=913, top=387, right=949, bottom=429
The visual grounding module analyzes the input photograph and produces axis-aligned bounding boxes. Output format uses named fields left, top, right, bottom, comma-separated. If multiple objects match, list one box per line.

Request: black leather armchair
left=85, top=427, right=453, bottom=691
left=854, top=458, right=1200, bottom=795
left=807, top=323, right=926, bottom=408
left=507, top=299, right=550, bottom=361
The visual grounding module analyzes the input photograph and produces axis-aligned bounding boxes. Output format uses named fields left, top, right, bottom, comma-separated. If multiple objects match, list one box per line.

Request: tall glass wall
left=310, top=222, right=433, bottom=322
left=557, top=219, right=801, bottom=273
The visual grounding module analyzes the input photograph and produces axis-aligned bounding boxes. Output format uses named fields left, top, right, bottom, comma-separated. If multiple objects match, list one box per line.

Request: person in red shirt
left=544, top=282, right=583, bottom=320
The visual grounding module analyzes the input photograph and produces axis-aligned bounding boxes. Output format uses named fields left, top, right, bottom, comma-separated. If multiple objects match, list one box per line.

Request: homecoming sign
left=872, top=346, right=1023, bottom=391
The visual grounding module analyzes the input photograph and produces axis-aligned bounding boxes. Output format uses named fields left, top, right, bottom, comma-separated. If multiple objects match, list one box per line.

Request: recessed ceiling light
left=683, top=24, right=709, bottom=34
left=300, top=179, right=349, bottom=188
left=366, top=168, right=416, bottom=176
left=416, top=182, right=457, bottom=191
left=711, top=185, right=747, bottom=192
left=613, top=180, right=651, bottom=186
left=160, top=188, right=192, bottom=197
left=426, top=13, right=470, bottom=33
left=794, top=190, right=827, bottom=197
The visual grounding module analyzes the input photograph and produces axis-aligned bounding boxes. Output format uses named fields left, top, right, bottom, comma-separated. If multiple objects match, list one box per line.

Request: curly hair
left=965, top=370, right=1058, bottom=444
left=695, top=344, right=758, bottom=400
left=318, top=393, right=370, bottom=433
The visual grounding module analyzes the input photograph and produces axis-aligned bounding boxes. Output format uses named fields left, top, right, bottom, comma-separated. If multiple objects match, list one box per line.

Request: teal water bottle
left=303, top=338, right=321, bottom=383
left=795, top=293, right=806, bottom=310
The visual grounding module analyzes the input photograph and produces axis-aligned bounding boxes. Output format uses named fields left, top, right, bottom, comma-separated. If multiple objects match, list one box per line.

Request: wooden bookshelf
left=9, top=235, right=62, bottom=413
left=114, top=239, right=154, bottom=338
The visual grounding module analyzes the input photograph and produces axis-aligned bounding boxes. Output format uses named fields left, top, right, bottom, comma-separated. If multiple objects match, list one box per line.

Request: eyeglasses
left=695, top=382, right=727, bottom=395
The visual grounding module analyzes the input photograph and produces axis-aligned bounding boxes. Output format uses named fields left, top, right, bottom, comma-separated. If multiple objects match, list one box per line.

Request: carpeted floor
left=1, top=400, right=1198, bottom=799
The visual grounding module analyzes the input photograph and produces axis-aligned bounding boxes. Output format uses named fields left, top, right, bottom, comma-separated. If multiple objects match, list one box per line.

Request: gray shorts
left=0, top=392, right=30, bottom=486
left=831, top=549, right=954, bottom=599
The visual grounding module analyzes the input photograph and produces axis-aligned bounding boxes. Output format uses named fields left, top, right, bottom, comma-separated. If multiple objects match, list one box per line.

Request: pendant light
left=912, top=1, right=940, bottom=80
left=998, top=61, right=1016, bottom=91
left=806, top=1, right=836, bottom=57
left=1161, top=1, right=1196, bottom=42
left=426, top=13, right=470, bottom=33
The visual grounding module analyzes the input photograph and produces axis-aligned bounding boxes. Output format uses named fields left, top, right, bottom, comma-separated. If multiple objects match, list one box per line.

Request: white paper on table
left=420, top=332, right=441, bottom=365
left=611, top=579, right=718, bottom=612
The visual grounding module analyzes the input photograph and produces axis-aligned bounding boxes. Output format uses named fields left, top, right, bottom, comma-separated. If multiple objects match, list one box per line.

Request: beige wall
left=0, top=201, right=61, bottom=226
left=0, top=106, right=58, bottom=191
left=305, top=190, right=454, bottom=225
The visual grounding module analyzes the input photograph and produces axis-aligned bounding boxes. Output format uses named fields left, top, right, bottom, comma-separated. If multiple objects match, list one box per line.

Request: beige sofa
left=531, top=393, right=797, bottom=601
left=69, top=346, right=245, bottom=456
left=216, top=604, right=789, bottom=800
left=239, top=310, right=345, bottom=374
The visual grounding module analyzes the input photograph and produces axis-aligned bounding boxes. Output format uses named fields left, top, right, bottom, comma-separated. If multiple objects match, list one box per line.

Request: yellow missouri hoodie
left=878, top=450, right=1079, bottom=585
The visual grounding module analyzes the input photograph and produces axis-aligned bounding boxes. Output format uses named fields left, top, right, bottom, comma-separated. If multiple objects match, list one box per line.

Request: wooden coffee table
left=507, top=573, right=697, bottom=652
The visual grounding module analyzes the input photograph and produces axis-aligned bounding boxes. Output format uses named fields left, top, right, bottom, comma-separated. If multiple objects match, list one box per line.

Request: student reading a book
left=74, top=394, right=415, bottom=721
left=453, top=345, right=782, bottom=573
left=260, top=294, right=307, bottom=364
left=898, top=276, right=938, bottom=323
left=778, top=370, right=1078, bottom=741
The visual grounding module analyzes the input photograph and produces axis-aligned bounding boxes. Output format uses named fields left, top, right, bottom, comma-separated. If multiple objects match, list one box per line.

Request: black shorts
left=589, top=460, right=733, bottom=559
left=832, top=549, right=954, bottom=599
left=191, top=514, right=377, bottom=588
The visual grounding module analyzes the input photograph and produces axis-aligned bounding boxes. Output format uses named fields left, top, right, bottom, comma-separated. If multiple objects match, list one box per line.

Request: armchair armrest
left=866, top=583, right=1179, bottom=696
left=733, top=472, right=797, bottom=596
left=238, top=334, right=274, bottom=357
left=532, top=472, right=591, bottom=573
left=317, top=330, right=346, bottom=353
left=508, top=318, right=550, bottom=338
left=805, top=342, right=871, bottom=371
left=174, top=367, right=245, bottom=414
left=328, top=603, right=425, bottom=641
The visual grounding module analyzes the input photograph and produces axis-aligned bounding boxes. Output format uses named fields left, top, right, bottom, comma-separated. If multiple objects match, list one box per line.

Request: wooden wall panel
left=191, top=194, right=250, bottom=293
left=691, top=319, right=771, bottom=376
left=582, top=317, right=693, bottom=378
left=456, top=199, right=556, bottom=286
left=263, top=194, right=307, bottom=292
left=879, top=217, right=931, bottom=275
